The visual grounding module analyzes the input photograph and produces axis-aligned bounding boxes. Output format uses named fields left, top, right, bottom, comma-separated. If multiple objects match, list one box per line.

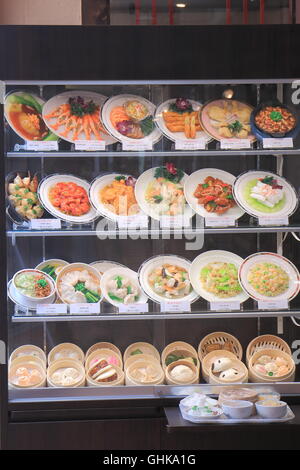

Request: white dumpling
left=212, top=357, right=232, bottom=373
left=64, top=291, right=86, bottom=304
left=219, top=368, right=239, bottom=380
left=85, top=279, right=100, bottom=294
left=78, top=270, right=90, bottom=282
left=62, top=271, right=80, bottom=286
left=257, top=355, right=273, bottom=365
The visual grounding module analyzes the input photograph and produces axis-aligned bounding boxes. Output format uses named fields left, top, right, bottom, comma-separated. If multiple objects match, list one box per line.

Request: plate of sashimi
left=233, top=171, right=298, bottom=219
left=42, top=91, right=116, bottom=145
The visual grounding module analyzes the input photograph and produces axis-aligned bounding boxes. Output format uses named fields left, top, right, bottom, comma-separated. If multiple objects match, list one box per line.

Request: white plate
left=42, top=90, right=116, bottom=145
left=138, top=255, right=199, bottom=304
left=100, top=267, right=148, bottom=308
left=233, top=171, right=298, bottom=219
left=239, top=252, right=300, bottom=301
left=135, top=167, right=192, bottom=221
left=35, top=259, right=69, bottom=276
left=155, top=98, right=211, bottom=143
left=89, top=173, right=143, bottom=222
left=189, top=250, right=248, bottom=303
left=90, top=260, right=125, bottom=274
left=4, top=91, right=56, bottom=142
left=184, top=168, right=244, bottom=220
left=38, top=174, right=98, bottom=224
left=101, top=94, right=162, bottom=145
left=7, top=277, right=56, bottom=310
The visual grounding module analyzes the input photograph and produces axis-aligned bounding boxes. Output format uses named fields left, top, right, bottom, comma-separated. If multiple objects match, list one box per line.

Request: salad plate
left=138, top=255, right=198, bottom=304
left=239, top=252, right=300, bottom=302
left=101, top=94, right=162, bottom=145
left=184, top=168, right=244, bottom=221
left=38, top=174, right=98, bottom=224
left=189, top=250, right=248, bottom=303
left=233, top=170, right=298, bottom=219
left=155, top=98, right=211, bottom=143
left=42, top=91, right=116, bottom=145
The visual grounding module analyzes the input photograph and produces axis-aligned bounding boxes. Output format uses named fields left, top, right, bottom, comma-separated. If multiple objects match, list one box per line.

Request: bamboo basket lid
left=85, top=342, right=122, bottom=361
left=208, top=358, right=248, bottom=385
left=47, top=359, right=86, bottom=388
left=85, top=348, right=123, bottom=372
left=123, top=342, right=160, bottom=363
left=248, top=348, right=295, bottom=383
left=162, top=341, right=198, bottom=370
left=201, top=350, right=237, bottom=383
left=86, top=364, right=124, bottom=387
left=124, top=353, right=160, bottom=371
left=218, top=387, right=258, bottom=405
left=126, top=358, right=164, bottom=386
left=198, top=332, right=242, bottom=361
left=9, top=345, right=46, bottom=366
left=246, top=335, right=291, bottom=366
left=48, top=343, right=85, bottom=365
left=165, top=359, right=199, bottom=385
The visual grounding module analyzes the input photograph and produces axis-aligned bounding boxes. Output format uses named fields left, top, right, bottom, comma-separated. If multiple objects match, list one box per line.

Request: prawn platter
left=38, top=174, right=98, bottom=224
left=42, top=91, right=116, bottom=145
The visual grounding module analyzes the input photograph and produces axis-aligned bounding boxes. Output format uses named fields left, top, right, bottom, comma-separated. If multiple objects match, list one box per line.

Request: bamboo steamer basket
left=85, top=348, right=123, bottom=372
left=9, top=355, right=46, bottom=389
left=123, top=342, right=160, bottom=363
left=246, top=335, right=292, bottom=366
left=126, top=358, right=164, bottom=386
left=162, top=341, right=199, bottom=370
left=9, top=345, right=46, bottom=367
left=208, top=358, right=248, bottom=385
left=85, top=342, right=122, bottom=361
left=86, top=364, right=124, bottom=386
left=198, top=332, right=243, bottom=361
left=248, top=348, right=295, bottom=383
left=47, top=359, right=86, bottom=388
left=165, top=359, right=199, bottom=385
left=124, top=353, right=160, bottom=372
left=201, top=350, right=237, bottom=383
left=218, top=387, right=258, bottom=406
left=48, top=343, right=85, bottom=365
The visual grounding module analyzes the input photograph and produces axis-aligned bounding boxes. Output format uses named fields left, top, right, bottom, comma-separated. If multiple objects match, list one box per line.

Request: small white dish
left=101, top=266, right=148, bottom=308
left=9, top=269, right=56, bottom=309
left=255, top=400, right=287, bottom=419
left=222, top=400, right=254, bottom=419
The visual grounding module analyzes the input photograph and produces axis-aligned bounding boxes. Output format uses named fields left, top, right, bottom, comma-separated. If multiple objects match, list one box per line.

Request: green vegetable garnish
left=131, top=349, right=143, bottom=356
left=37, top=279, right=47, bottom=287
left=270, top=111, right=283, bottom=122
left=202, top=183, right=209, bottom=189
left=115, top=276, right=123, bottom=289
left=127, top=286, right=132, bottom=295
left=115, top=175, right=126, bottom=181
left=140, top=116, right=155, bottom=136
left=154, top=166, right=184, bottom=184
left=153, top=195, right=163, bottom=203
left=108, top=293, right=123, bottom=302
left=228, top=120, right=243, bottom=134
left=75, top=282, right=100, bottom=303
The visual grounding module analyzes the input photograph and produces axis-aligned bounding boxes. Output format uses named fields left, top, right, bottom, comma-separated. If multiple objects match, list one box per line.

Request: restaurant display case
left=2, top=25, right=300, bottom=450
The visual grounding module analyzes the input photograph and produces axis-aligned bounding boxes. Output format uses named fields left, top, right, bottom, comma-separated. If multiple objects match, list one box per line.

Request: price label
left=210, top=301, right=241, bottom=311
left=205, top=217, right=236, bottom=227
left=160, top=215, right=191, bottom=229
left=117, top=215, right=148, bottom=229
left=75, top=140, right=106, bottom=151
left=122, top=141, right=153, bottom=151
left=118, top=303, right=149, bottom=313
left=69, top=303, right=100, bottom=315
left=263, top=138, right=293, bottom=149
left=258, top=299, right=289, bottom=311
left=220, top=139, right=251, bottom=150
left=26, top=141, right=58, bottom=151
left=175, top=139, right=206, bottom=150
left=161, top=301, right=191, bottom=313
left=36, top=304, right=68, bottom=315
left=258, top=216, right=289, bottom=227
left=30, top=219, right=61, bottom=230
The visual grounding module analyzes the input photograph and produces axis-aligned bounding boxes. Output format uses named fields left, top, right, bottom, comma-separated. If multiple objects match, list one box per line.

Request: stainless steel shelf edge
left=11, top=310, right=298, bottom=322
left=7, top=149, right=300, bottom=157
left=5, top=79, right=297, bottom=85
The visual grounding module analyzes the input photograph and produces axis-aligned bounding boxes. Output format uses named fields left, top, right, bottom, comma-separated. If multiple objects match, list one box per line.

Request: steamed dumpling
left=212, top=357, right=232, bottom=373
left=170, top=364, right=194, bottom=383
left=219, top=368, right=239, bottom=380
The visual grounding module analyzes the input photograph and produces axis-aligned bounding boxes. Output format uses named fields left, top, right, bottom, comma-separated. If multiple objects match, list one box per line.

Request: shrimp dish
left=49, top=181, right=91, bottom=217
left=7, top=172, right=44, bottom=220
left=147, top=263, right=192, bottom=300
left=193, top=176, right=236, bottom=215
left=247, top=262, right=289, bottom=297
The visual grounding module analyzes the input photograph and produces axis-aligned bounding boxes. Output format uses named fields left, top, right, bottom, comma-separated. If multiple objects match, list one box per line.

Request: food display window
left=2, top=25, right=300, bottom=450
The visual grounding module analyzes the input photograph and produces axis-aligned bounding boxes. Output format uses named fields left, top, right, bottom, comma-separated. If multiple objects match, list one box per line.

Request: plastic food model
left=49, top=181, right=91, bottom=217
left=255, top=105, right=296, bottom=135
left=110, top=99, right=154, bottom=139
left=44, top=95, right=107, bottom=141
left=244, top=175, right=285, bottom=213
left=204, top=99, right=252, bottom=139
left=57, top=266, right=101, bottom=304
left=105, top=273, right=140, bottom=305
left=193, top=176, right=236, bottom=215
left=11, top=366, right=43, bottom=387
left=7, top=173, right=44, bottom=220
left=14, top=271, right=53, bottom=299
left=128, top=362, right=162, bottom=384
left=211, top=357, right=242, bottom=381
left=88, top=358, right=118, bottom=383
left=5, top=92, right=56, bottom=141
left=147, top=263, right=192, bottom=300
left=247, top=262, right=289, bottom=297
left=50, top=367, right=81, bottom=387
left=200, top=262, right=242, bottom=298
left=100, top=175, right=138, bottom=216
left=253, top=354, right=291, bottom=378
left=218, top=388, right=258, bottom=405
left=144, top=163, right=186, bottom=216
left=181, top=393, right=222, bottom=419
left=162, top=98, right=202, bottom=139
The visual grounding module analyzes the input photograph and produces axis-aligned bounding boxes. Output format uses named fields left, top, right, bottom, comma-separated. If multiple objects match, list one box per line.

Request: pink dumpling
left=107, top=355, right=118, bottom=366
